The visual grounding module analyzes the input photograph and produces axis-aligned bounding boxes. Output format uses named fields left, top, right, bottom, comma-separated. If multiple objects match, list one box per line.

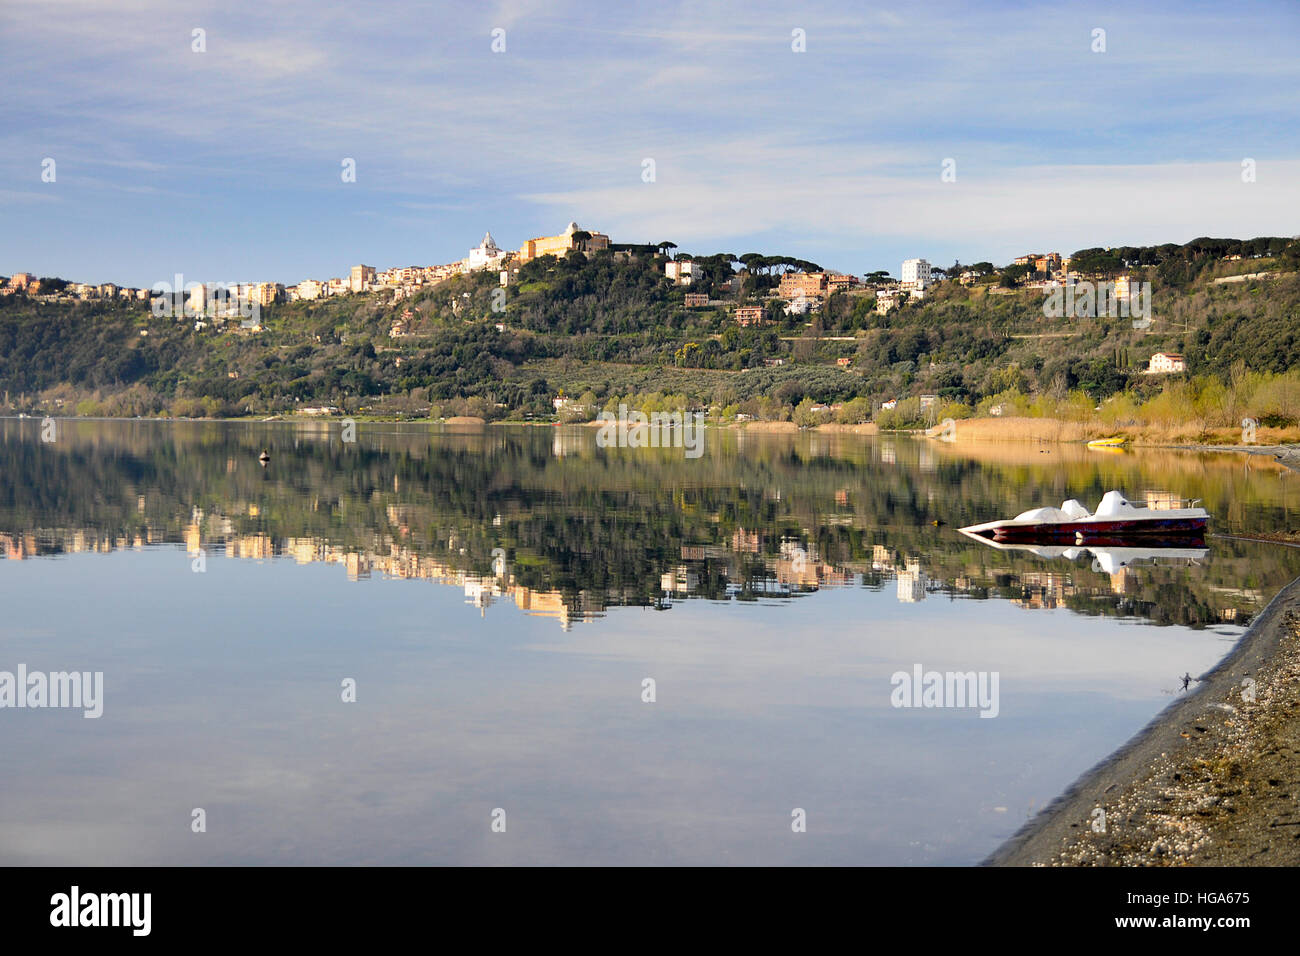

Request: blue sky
left=2, top=0, right=1298, bottom=287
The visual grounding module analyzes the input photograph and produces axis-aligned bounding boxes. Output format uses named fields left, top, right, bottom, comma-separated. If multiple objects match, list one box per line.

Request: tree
left=999, top=264, right=1031, bottom=288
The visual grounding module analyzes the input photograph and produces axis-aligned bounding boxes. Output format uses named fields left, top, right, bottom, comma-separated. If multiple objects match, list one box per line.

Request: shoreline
left=987, top=573, right=1300, bottom=866
left=6, top=411, right=1295, bottom=447
left=7, top=411, right=1296, bottom=448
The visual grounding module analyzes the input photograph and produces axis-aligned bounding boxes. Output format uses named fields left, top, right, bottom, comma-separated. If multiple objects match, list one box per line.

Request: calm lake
left=3, top=418, right=1299, bottom=865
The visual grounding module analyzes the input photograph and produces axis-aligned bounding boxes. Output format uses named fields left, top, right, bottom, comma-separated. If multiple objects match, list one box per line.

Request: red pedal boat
left=959, top=491, right=1208, bottom=544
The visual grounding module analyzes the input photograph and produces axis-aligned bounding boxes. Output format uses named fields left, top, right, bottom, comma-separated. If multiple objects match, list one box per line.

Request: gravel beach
left=988, top=576, right=1300, bottom=866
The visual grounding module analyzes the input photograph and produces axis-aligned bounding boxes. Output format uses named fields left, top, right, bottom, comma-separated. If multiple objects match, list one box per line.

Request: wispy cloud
left=1, top=0, right=1296, bottom=283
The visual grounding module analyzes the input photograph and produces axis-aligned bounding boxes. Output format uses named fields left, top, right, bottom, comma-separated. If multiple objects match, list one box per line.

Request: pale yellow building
left=350, top=264, right=376, bottom=293
left=254, top=282, right=282, bottom=307
left=518, top=221, right=609, bottom=262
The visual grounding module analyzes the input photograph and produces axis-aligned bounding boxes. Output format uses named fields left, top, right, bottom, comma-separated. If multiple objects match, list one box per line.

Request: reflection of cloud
left=521, top=588, right=1225, bottom=706
left=0, top=535, right=1245, bottom=865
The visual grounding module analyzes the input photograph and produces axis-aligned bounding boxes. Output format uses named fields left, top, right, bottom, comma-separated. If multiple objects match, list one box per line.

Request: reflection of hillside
left=2, top=518, right=1263, bottom=631
left=2, top=419, right=1297, bottom=630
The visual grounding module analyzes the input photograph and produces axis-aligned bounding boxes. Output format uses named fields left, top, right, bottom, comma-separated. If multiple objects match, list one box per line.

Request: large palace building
left=518, top=221, right=610, bottom=263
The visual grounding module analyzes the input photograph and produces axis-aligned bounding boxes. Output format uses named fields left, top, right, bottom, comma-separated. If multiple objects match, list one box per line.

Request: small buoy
left=931, top=519, right=945, bottom=527
left=258, top=449, right=271, bottom=465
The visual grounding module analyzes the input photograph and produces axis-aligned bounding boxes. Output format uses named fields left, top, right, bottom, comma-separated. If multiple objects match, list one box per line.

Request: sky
left=1, top=0, right=1298, bottom=288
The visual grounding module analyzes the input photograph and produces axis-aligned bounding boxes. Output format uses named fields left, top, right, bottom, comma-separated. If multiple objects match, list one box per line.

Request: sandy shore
left=941, top=416, right=1300, bottom=447
left=988, top=576, right=1300, bottom=866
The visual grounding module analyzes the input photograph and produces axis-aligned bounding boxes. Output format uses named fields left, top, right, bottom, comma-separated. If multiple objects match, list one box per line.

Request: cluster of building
left=871, top=258, right=935, bottom=314
left=1, top=272, right=153, bottom=302
left=1, top=221, right=617, bottom=317
left=1, top=240, right=1193, bottom=386
left=291, top=221, right=613, bottom=304
left=1011, top=252, right=1066, bottom=276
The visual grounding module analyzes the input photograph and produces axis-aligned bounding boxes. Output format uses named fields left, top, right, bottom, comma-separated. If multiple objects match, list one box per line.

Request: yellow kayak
left=1087, top=436, right=1130, bottom=448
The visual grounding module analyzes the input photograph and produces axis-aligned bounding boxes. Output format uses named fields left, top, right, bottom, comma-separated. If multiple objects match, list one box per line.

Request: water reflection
left=4, top=419, right=1300, bottom=864
left=2, top=418, right=1295, bottom=631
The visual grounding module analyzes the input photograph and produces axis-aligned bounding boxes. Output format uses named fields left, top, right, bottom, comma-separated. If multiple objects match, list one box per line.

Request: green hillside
left=1, top=235, right=1298, bottom=425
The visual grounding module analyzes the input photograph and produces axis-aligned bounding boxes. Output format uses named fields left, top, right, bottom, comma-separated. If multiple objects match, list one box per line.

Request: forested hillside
left=1, top=235, right=1298, bottom=424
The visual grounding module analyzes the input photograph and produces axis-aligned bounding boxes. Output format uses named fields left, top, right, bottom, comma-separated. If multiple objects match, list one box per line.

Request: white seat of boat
left=1061, top=499, right=1090, bottom=519
left=1094, top=490, right=1139, bottom=516
left=1012, top=505, right=1072, bottom=523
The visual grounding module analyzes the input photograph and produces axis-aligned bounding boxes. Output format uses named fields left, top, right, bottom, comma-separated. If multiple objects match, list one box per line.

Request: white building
left=901, top=258, right=931, bottom=291
left=465, top=232, right=507, bottom=272
left=1146, top=352, right=1186, bottom=374
left=783, top=295, right=821, bottom=316
left=295, top=279, right=324, bottom=300
left=875, top=287, right=902, bottom=314
left=665, top=259, right=698, bottom=286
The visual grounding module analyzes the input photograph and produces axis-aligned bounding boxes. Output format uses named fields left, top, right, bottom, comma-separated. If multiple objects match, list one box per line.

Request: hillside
left=2, top=236, right=1299, bottom=425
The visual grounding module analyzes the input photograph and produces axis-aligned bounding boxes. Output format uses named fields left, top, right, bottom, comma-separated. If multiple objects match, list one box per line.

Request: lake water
left=3, top=418, right=1299, bottom=865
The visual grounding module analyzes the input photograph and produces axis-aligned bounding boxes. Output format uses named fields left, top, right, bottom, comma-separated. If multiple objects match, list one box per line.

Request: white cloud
left=529, top=158, right=1300, bottom=261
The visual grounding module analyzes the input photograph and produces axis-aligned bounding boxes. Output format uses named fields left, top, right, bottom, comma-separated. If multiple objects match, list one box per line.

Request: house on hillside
left=1145, top=352, right=1185, bottom=374
left=665, top=260, right=698, bottom=286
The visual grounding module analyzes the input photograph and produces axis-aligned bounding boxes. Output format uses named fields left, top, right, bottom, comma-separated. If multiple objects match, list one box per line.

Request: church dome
left=564, top=221, right=580, bottom=235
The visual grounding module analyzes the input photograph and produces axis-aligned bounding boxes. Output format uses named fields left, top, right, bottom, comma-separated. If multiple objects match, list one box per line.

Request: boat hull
left=988, top=516, right=1207, bottom=543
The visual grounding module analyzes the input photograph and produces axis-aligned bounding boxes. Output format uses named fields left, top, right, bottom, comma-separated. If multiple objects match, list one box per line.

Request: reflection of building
left=1014, top=572, right=1071, bottom=609
left=464, top=576, right=500, bottom=615
left=661, top=566, right=700, bottom=594
left=0, top=518, right=1257, bottom=629
left=511, top=586, right=607, bottom=631
left=897, top=565, right=926, bottom=603
left=1109, top=566, right=1136, bottom=594
left=0, top=445, right=1254, bottom=640
left=551, top=429, right=585, bottom=458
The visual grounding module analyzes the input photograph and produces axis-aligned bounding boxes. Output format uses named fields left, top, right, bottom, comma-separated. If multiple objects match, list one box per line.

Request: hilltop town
left=2, top=227, right=1298, bottom=435
left=2, top=220, right=1245, bottom=323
